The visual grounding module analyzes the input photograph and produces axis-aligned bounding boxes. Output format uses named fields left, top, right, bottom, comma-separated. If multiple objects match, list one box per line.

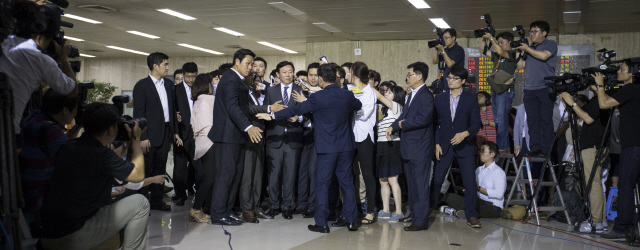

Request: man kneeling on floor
left=39, top=103, right=149, bottom=250
left=440, top=141, right=506, bottom=227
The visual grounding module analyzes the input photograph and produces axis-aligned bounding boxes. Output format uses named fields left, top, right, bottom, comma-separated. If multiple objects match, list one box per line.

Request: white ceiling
left=60, top=0, right=640, bottom=58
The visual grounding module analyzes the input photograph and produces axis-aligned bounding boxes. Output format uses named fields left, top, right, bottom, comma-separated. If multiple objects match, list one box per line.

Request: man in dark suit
left=263, top=61, right=304, bottom=220
left=431, top=65, right=482, bottom=228
left=257, top=63, right=362, bottom=233
left=386, top=62, right=435, bottom=231
left=171, top=62, right=198, bottom=206
left=207, top=49, right=263, bottom=226
left=133, top=52, right=175, bottom=211
left=253, top=57, right=271, bottom=102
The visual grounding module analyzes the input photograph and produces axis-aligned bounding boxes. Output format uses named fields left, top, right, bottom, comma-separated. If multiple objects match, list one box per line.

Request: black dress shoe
left=187, top=186, right=196, bottom=196
left=404, top=225, right=425, bottom=231
left=327, top=211, right=338, bottom=221
left=293, top=208, right=306, bottom=214
left=150, top=201, right=172, bottom=211
left=212, top=217, right=242, bottom=226
left=302, top=210, right=315, bottom=218
left=174, top=197, right=186, bottom=206
left=283, top=210, right=293, bottom=220
left=308, top=224, right=330, bottom=233
left=266, top=209, right=278, bottom=218
left=398, top=217, right=413, bottom=223
left=525, top=149, right=542, bottom=157
left=331, top=217, right=347, bottom=227
left=229, top=213, right=246, bottom=223
left=256, top=211, right=274, bottom=219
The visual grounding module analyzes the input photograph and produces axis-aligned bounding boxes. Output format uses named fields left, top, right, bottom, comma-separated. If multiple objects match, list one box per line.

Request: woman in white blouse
left=190, top=74, right=215, bottom=223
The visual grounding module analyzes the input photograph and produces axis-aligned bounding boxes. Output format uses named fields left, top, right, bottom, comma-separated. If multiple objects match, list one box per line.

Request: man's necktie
left=283, top=86, right=289, bottom=106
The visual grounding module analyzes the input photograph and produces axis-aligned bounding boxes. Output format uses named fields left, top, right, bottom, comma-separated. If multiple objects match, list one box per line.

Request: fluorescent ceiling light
left=429, top=18, right=451, bottom=28
left=157, top=9, right=196, bottom=20
left=80, top=53, right=95, bottom=58
left=257, top=41, right=297, bottom=54
left=178, top=44, right=223, bottom=55
left=63, top=14, right=102, bottom=24
left=64, top=36, right=84, bottom=41
left=214, top=27, right=245, bottom=37
left=127, top=31, right=161, bottom=39
left=106, top=46, right=149, bottom=56
left=313, top=22, right=341, bottom=33
left=408, top=0, right=431, bottom=9
left=269, top=2, right=305, bottom=15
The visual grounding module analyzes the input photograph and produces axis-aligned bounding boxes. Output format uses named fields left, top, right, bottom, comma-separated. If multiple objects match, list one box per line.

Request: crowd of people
left=2, top=9, right=640, bottom=248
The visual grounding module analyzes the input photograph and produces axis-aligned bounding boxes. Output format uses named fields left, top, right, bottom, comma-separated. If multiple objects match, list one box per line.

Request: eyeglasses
left=529, top=29, right=542, bottom=35
left=443, top=36, right=452, bottom=40
left=478, top=149, right=489, bottom=154
left=407, top=73, right=418, bottom=78
left=446, top=76, right=461, bottom=81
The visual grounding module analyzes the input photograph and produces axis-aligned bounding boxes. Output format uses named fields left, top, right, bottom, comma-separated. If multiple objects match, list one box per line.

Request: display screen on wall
left=554, top=45, right=595, bottom=75
left=464, top=47, right=493, bottom=94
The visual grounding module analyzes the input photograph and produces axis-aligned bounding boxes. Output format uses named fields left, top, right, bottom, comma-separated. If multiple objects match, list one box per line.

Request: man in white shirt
left=440, top=141, right=506, bottom=219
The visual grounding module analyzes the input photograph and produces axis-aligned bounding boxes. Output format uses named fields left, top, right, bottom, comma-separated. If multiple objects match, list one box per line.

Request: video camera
left=428, top=28, right=445, bottom=48
left=112, top=95, right=147, bottom=141
left=581, top=49, right=620, bottom=86
left=474, top=14, right=495, bottom=38
left=39, top=3, right=79, bottom=59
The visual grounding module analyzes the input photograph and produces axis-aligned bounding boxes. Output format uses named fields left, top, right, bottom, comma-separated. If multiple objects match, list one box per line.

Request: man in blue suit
left=432, top=65, right=482, bottom=228
left=257, top=64, right=362, bottom=233
left=385, top=62, right=435, bottom=231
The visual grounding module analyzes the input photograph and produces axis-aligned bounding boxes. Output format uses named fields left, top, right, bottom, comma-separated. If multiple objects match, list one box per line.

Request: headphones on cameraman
left=477, top=91, right=491, bottom=106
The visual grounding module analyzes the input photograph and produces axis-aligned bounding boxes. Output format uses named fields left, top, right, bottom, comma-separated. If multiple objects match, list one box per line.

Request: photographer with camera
left=515, top=20, right=558, bottom=158
left=559, top=88, right=609, bottom=234
left=592, top=59, right=640, bottom=239
left=431, top=29, right=465, bottom=92
left=480, top=32, right=517, bottom=153
left=1, top=1, right=78, bottom=134
left=39, top=102, right=148, bottom=249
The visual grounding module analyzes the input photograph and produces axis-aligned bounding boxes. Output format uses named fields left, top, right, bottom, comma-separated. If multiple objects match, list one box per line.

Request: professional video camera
left=39, top=3, right=79, bottom=59
left=474, top=14, right=495, bottom=38
left=545, top=73, right=588, bottom=94
left=581, top=49, right=620, bottom=86
left=112, top=95, right=147, bottom=141
left=428, top=28, right=445, bottom=48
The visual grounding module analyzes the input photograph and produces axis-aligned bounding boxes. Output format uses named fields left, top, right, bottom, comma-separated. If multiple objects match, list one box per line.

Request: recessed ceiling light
left=178, top=44, right=223, bottom=55
left=429, top=18, right=451, bottom=28
left=106, top=46, right=149, bottom=56
left=408, top=0, right=431, bottom=9
left=80, top=53, right=96, bottom=58
left=257, top=41, right=297, bottom=54
left=157, top=9, right=196, bottom=20
left=63, top=14, right=102, bottom=24
left=64, top=36, right=84, bottom=41
left=214, top=28, right=245, bottom=37
left=127, top=31, right=161, bottom=39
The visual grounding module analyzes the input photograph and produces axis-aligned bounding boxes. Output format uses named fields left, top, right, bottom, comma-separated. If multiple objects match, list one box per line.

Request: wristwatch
left=572, top=103, right=577, bottom=107
left=596, top=85, right=604, bottom=89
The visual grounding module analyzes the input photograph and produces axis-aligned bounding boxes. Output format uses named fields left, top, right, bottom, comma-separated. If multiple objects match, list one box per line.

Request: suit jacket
left=263, top=83, right=304, bottom=149
left=391, top=84, right=435, bottom=160
left=174, top=82, right=193, bottom=142
left=207, top=69, right=253, bottom=144
left=247, top=90, right=268, bottom=146
left=133, top=76, right=175, bottom=147
left=302, top=91, right=315, bottom=145
left=434, top=90, right=481, bottom=157
left=275, top=84, right=361, bottom=154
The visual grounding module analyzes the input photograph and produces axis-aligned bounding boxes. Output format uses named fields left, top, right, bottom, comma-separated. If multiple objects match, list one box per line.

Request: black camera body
left=545, top=73, right=588, bottom=95
left=38, top=3, right=78, bottom=59
left=73, top=82, right=95, bottom=123
left=510, top=25, right=529, bottom=48
left=474, top=14, right=495, bottom=38
left=428, top=28, right=445, bottom=48
left=112, top=95, right=147, bottom=141
left=582, top=64, right=620, bottom=86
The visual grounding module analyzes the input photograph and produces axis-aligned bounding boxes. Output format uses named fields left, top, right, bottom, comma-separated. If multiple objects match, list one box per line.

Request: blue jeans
left=491, top=90, right=515, bottom=150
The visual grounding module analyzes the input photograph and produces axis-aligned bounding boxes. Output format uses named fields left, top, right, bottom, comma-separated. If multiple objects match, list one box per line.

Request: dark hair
left=481, top=140, right=499, bottom=157
left=448, top=65, right=468, bottom=81
left=12, top=1, right=43, bottom=39
left=477, top=91, right=491, bottom=102
left=530, top=20, right=550, bottom=38
left=296, top=71, right=308, bottom=77
left=318, top=64, right=337, bottom=84
left=173, top=69, right=184, bottom=77
left=369, top=70, right=381, bottom=84
left=379, top=81, right=394, bottom=91
left=382, top=85, right=406, bottom=117
left=276, top=61, right=295, bottom=73
left=336, top=66, right=346, bottom=79
left=233, top=49, right=256, bottom=65
left=307, top=62, right=320, bottom=72
left=575, top=94, right=589, bottom=104
left=218, top=63, right=233, bottom=76
left=443, top=28, right=457, bottom=40
left=41, top=89, right=80, bottom=116
left=182, top=62, right=198, bottom=74
left=270, top=69, right=278, bottom=80
left=82, top=102, right=120, bottom=136
left=209, top=70, right=219, bottom=78
left=496, top=32, right=515, bottom=42
left=389, top=80, right=397, bottom=86
left=192, top=74, right=213, bottom=101
left=147, top=52, right=169, bottom=71
left=351, top=62, right=369, bottom=83
left=341, top=62, right=353, bottom=69
left=407, top=62, right=429, bottom=82
left=254, top=57, right=267, bottom=68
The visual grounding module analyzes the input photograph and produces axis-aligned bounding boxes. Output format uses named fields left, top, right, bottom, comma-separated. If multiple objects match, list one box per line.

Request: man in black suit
left=386, top=62, right=435, bottom=231
left=133, top=52, right=175, bottom=211
left=431, top=65, right=482, bottom=228
left=253, top=57, right=270, bottom=103
left=263, top=61, right=304, bottom=220
left=207, top=49, right=263, bottom=225
left=171, top=62, right=198, bottom=206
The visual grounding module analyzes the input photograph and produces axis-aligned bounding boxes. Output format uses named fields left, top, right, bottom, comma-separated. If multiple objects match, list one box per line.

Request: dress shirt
left=183, top=81, right=194, bottom=124
left=213, top=84, right=218, bottom=96
left=449, top=90, right=462, bottom=121
left=230, top=68, right=253, bottom=132
left=408, top=83, right=425, bottom=107
left=476, top=161, right=507, bottom=208
left=149, top=74, right=170, bottom=122
left=352, top=83, right=377, bottom=142
left=279, top=82, right=304, bottom=132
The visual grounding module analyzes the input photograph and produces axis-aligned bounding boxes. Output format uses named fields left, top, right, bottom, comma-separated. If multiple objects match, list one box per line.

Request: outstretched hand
left=256, top=113, right=272, bottom=121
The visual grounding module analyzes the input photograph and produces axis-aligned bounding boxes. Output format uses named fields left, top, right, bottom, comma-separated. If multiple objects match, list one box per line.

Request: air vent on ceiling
left=77, top=5, right=118, bottom=13
left=224, top=45, right=242, bottom=49
left=563, top=11, right=581, bottom=23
